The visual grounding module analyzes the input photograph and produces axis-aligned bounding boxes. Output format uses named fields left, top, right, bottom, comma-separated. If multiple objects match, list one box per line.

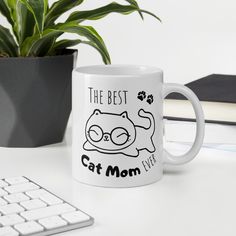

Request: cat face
left=85, top=109, right=136, bottom=151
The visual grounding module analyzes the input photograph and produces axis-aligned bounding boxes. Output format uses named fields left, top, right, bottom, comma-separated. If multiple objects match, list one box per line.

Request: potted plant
left=0, top=0, right=160, bottom=147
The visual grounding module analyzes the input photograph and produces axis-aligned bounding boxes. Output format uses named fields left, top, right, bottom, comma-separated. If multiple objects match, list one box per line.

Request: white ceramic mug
left=72, top=65, right=205, bottom=188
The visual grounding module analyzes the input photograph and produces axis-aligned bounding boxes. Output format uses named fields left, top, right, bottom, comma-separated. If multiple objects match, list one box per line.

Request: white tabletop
left=0, top=126, right=235, bottom=236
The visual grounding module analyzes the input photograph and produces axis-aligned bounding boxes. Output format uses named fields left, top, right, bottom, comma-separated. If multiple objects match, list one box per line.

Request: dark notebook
left=167, top=74, right=236, bottom=103
left=164, top=74, right=236, bottom=124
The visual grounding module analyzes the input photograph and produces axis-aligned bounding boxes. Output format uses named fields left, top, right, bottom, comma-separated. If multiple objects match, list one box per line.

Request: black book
left=164, top=74, right=236, bottom=125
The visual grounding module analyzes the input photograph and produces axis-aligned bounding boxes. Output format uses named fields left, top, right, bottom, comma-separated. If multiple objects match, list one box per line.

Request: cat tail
left=138, top=109, right=155, bottom=135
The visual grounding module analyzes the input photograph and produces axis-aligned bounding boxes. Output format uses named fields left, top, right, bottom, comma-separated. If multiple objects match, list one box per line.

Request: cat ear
left=93, top=109, right=101, bottom=115
left=120, top=111, right=128, bottom=118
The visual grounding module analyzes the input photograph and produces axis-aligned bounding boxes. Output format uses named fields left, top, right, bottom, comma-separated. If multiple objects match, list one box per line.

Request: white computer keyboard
left=0, top=177, right=93, bottom=236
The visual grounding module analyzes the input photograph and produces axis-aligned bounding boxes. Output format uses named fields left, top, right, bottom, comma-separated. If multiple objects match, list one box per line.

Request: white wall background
left=2, top=0, right=236, bottom=84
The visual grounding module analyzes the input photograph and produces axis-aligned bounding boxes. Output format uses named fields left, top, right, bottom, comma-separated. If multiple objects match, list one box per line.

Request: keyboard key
left=38, top=216, right=67, bottom=230
left=40, top=194, right=63, bottom=206
left=26, top=189, right=63, bottom=205
left=4, top=183, right=39, bottom=194
left=20, top=203, right=75, bottom=221
left=4, top=193, right=30, bottom=203
left=0, top=226, right=19, bottom=236
left=20, top=199, right=47, bottom=210
left=14, top=221, right=44, bottom=235
left=5, top=177, right=29, bottom=186
left=0, top=189, right=8, bottom=197
left=0, top=204, right=25, bottom=215
left=61, top=211, right=90, bottom=224
left=0, top=180, right=8, bottom=188
left=0, top=198, right=7, bottom=206
left=26, top=189, right=47, bottom=199
left=0, top=214, right=25, bottom=226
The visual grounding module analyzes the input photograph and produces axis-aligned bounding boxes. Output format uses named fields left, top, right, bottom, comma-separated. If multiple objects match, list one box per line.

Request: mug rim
left=73, top=64, right=163, bottom=78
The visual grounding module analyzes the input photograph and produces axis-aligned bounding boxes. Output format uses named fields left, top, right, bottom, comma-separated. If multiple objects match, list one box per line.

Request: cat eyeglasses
left=87, top=125, right=130, bottom=146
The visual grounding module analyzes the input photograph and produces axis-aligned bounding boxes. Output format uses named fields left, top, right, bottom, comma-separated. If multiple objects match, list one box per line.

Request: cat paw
left=123, top=147, right=139, bottom=157
left=147, top=94, right=154, bottom=104
left=137, top=91, right=146, bottom=101
left=147, top=144, right=156, bottom=153
left=83, top=141, right=95, bottom=151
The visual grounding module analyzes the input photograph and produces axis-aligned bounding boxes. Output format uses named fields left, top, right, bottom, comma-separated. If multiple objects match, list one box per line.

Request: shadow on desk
left=163, top=167, right=187, bottom=176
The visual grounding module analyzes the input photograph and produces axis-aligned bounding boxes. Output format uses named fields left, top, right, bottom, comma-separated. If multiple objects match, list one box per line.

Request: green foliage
left=0, top=0, right=160, bottom=64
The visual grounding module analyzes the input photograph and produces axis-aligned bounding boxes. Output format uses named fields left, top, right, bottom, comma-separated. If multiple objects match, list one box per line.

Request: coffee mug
left=72, top=65, right=205, bottom=188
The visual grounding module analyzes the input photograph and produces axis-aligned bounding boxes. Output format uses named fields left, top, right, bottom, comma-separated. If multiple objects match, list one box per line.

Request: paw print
left=147, top=95, right=154, bottom=105
left=137, top=91, right=146, bottom=101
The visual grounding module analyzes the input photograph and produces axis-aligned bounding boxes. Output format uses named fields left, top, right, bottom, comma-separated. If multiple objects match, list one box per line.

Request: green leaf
left=66, top=2, right=138, bottom=22
left=125, top=0, right=144, bottom=19
left=66, top=2, right=161, bottom=23
left=17, top=3, right=35, bottom=45
left=45, top=0, right=84, bottom=27
left=4, top=0, right=20, bottom=41
left=139, top=9, right=161, bottom=22
left=0, top=1, right=14, bottom=25
left=19, top=0, right=47, bottom=34
left=3, top=0, right=36, bottom=44
left=0, top=25, right=18, bottom=56
left=51, top=39, right=110, bottom=64
left=48, top=39, right=82, bottom=55
left=80, top=41, right=110, bottom=64
left=20, top=29, right=59, bottom=56
left=52, top=39, right=82, bottom=50
left=21, top=22, right=111, bottom=64
left=55, top=23, right=111, bottom=63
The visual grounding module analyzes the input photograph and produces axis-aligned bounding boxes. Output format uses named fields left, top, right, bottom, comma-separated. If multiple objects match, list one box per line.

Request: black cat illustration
left=83, top=109, right=156, bottom=157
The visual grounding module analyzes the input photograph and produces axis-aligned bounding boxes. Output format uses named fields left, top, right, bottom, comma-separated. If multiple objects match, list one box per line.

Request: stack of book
left=164, top=74, right=236, bottom=149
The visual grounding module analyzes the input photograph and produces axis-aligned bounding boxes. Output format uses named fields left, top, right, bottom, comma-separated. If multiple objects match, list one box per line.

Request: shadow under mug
left=72, top=65, right=205, bottom=188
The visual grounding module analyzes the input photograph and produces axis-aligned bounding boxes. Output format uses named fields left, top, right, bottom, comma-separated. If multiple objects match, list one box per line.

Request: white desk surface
left=0, top=127, right=236, bottom=236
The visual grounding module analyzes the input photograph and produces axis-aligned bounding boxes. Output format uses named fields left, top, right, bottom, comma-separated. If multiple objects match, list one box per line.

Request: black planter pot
left=0, top=49, right=77, bottom=147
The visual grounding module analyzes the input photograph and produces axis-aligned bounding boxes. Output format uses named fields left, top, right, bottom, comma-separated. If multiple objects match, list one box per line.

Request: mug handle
left=163, top=83, right=205, bottom=165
